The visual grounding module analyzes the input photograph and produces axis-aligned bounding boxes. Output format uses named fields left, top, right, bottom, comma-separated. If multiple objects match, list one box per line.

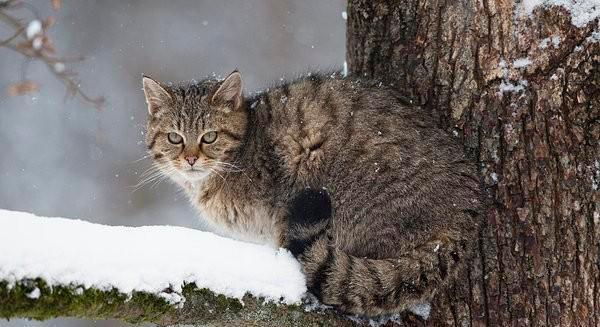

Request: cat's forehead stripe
left=165, top=82, right=214, bottom=132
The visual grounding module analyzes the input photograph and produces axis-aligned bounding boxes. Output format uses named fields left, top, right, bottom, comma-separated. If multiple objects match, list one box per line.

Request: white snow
left=539, top=36, right=561, bottom=48
left=0, top=209, right=306, bottom=305
left=26, top=287, right=41, bottom=299
left=53, top=62, right=65, bottom=73
left=32, top=37, right=43, bottom=50
left=491, top=172, right=499, bottom=182
left=351, top=303, right=431, bottom=326
left=498, top=79, right=528, bottom=94
left=497, top=58, right=530, bottom=96
left=26, top=20, right=42, bottom=40
left=523, top=0, right=600, bottom=27
left=513, top=57, right=532, bottom=68
left=409, top=303, right=431, bottom=320
left=341, top=11, right=348, bottom=20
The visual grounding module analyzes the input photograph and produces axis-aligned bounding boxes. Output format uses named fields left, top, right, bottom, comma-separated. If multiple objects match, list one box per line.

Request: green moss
left=0, top=279, right=175, bottom=322
left=0, top=279, right=355, bottom=326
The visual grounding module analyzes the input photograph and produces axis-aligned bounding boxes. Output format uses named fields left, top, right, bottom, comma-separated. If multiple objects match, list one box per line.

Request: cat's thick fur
left=142, top=71, right=482, bottom=316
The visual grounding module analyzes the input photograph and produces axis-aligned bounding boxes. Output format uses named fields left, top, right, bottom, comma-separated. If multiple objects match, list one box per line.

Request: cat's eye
left=167, top=132, right=183, bottom=144
left=201, top=131, right=218, bottom=144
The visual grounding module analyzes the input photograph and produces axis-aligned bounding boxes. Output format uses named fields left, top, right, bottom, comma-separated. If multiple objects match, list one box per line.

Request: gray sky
left=0, top=0, right=345, bottom=326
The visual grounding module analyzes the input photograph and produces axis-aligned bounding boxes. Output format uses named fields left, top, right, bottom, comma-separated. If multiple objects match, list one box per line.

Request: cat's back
left=257, top=74, right=436, bottom=141
left=252, top=74, right=472, bottom=190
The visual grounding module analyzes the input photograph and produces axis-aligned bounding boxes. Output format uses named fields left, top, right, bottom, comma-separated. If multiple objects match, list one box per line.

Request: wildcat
left=142, top=71, right=482, bottom=316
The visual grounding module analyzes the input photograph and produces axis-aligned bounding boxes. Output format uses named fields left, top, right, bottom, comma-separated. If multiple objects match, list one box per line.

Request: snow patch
left=497, top=58, right=530, bottom=96
left=159, top=292, right=184, bottom=306
left=498, top=79, right=528, bottom=94
left=491, top=172, right=499, bottom=183
left=53, top=62, right=65, bottom=73
left=523, top=0, right=600, bottom=27
left=539, top=36, right=561, bottom=48
left=342, top=11, right=348, bottom=20
left=348, top=303, right=430, bottom=326
left=0, top=209, right=306, bottom=305
left=26, top=20, right=42, bottom=39
left=513, top=57, right=532, bottom=68
left=588, top=30, right=600, bottom=43
left=409, top=303, right=431, bottom=320
left=32, top=37, right=43, bottom=50
left=26, top=287, right=41, bottom=299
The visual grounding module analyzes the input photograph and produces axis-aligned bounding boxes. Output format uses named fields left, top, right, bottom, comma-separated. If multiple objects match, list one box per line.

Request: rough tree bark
left=347, top=0, right=598, bottom=326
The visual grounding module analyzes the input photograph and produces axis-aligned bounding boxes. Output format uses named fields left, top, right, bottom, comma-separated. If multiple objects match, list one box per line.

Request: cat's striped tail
left=284, top=188, right=475, bottom=316
left=299, top=233, right=471, bottom=316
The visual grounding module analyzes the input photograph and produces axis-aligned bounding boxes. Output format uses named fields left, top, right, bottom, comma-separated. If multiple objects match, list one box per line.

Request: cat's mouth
left=180, top=168, right=210, bottom=180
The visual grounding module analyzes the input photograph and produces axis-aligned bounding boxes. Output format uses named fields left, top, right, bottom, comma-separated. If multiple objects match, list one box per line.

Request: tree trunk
left=347, top=0, right=599, bottom=326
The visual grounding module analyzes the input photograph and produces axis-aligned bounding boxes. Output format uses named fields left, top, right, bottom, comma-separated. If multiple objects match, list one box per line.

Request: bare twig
left=0, top=26, right=23, bottom=46
left=0, top=1, right=104, bottom=109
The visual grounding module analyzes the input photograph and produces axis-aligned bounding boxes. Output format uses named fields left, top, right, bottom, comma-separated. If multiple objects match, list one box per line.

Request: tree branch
left=0, top=279, right=356, bottom=326
left=0, top=1, right=104, bottom=108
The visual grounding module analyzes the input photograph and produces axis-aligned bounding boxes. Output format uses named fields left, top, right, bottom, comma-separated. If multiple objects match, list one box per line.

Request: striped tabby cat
left=142, top=71, right=482, bottom=316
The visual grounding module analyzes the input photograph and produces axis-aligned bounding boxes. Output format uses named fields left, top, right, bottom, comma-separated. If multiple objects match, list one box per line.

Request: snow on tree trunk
left=347, top=0, right=599, bottom=326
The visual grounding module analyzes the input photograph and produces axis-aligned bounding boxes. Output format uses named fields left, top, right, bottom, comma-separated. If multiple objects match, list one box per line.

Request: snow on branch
left=0, top=210, right=353, bottom=326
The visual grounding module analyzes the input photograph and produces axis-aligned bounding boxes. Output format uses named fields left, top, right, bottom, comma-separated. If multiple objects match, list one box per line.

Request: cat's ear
left=211, top=71, right=243, bottom=111
left=142, top=76, right=172, bottom=116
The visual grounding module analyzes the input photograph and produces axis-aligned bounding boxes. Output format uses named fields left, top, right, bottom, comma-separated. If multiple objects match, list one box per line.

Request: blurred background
left=0, top=0, right=345, bottom=326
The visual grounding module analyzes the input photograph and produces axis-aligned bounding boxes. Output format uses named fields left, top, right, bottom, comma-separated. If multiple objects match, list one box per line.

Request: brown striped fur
left=142, top=71, right=482, bottom=316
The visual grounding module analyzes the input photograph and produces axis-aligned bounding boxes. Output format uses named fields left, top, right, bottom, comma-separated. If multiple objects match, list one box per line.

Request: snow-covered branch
left=0, top=210, right=353, bottom=326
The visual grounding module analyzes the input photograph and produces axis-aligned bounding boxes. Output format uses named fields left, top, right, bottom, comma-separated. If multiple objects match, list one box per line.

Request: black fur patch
left=288, top=188, right=332, bottom=227
left=286, top=188, right=332, bottom=256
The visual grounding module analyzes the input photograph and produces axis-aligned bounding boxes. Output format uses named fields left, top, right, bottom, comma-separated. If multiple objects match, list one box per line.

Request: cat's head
left=142, top=71, right=248, bottom=182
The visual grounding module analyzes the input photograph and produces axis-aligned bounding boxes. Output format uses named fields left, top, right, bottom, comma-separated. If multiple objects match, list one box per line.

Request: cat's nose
left=185, top=156, right=197, bottom=166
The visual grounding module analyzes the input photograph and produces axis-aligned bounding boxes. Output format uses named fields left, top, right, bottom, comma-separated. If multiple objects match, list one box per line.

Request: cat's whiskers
left=206, top=160, right=253, bottom=183
left=206, top=160, right=244, bottom=172
left=132, top=164, right=176, bottom=192
left=205, top=166, right=226, bottom=182
left=132, top=167, right=162, bottom=191
left=130, top=155, right=151, bottom=164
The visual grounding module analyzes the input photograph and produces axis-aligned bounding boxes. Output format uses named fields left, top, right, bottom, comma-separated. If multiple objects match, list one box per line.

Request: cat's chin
left=179, top=169, right=210, bottom=181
